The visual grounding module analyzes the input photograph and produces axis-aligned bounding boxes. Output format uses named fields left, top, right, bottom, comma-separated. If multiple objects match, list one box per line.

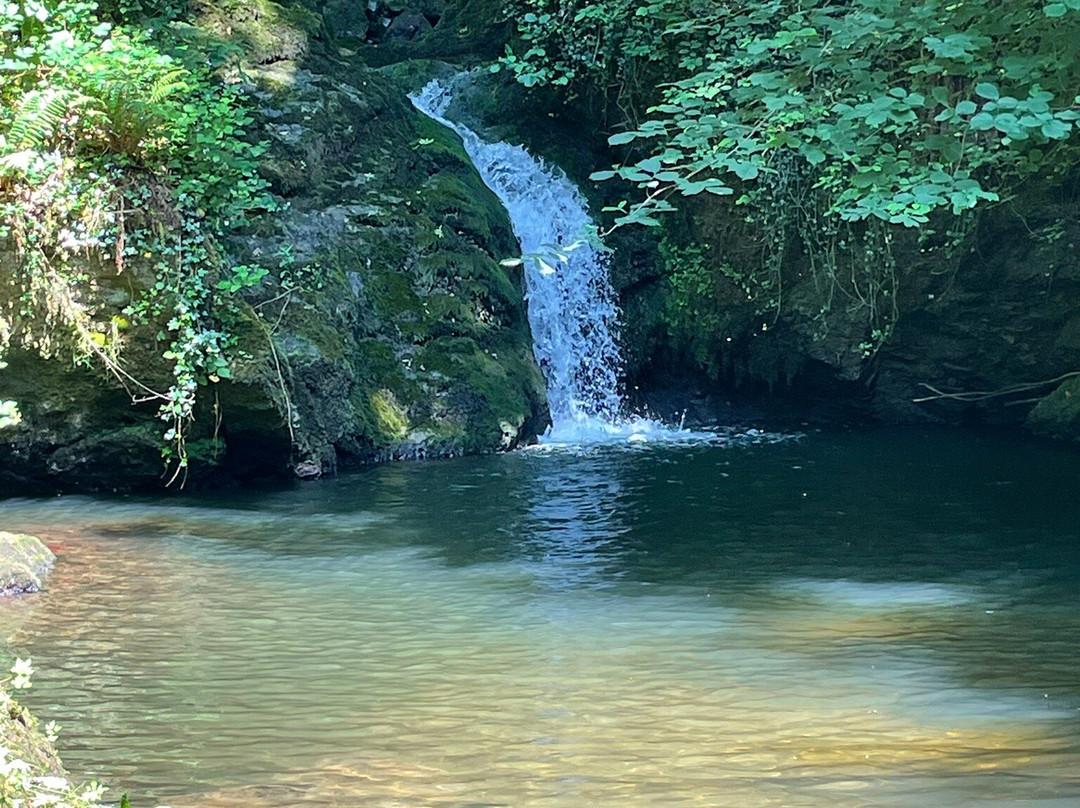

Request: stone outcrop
left=613, top=186, right=1080, bottom=437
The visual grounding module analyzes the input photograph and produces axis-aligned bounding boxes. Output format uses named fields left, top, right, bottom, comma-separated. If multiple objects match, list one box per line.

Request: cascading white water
left=410, top=75, right=694, bottom=445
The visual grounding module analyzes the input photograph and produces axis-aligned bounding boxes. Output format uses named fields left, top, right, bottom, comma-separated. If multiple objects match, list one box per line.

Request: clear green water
left=2, top=427, right=1080, bottom=807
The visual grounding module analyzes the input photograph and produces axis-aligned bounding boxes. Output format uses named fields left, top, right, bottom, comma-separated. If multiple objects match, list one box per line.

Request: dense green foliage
left=506, top=0, right=1080, bottom=226
left=504, top=0, right=1080, bottom=349
left=0, top=0, right=271, bottom=479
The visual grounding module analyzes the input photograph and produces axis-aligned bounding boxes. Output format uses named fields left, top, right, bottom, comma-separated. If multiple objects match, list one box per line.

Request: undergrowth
left=0, top=0, right=274, bottom=482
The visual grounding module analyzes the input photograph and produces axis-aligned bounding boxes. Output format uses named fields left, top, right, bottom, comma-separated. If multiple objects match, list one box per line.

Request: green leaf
left=800, top=144, right=827, bottom=165
left=681, top=178, right=731, bottom=195
left=1041, top=119, right=1071, bottom=139
left=929, top=33, right=981, bottom=60
left=731, top=161, right=759, bottom=181
left=975, top=82, right=1000, bottom=100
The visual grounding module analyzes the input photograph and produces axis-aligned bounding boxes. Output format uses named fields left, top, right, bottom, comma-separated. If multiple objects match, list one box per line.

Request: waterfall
left=410, top=75, right=688, bottom=445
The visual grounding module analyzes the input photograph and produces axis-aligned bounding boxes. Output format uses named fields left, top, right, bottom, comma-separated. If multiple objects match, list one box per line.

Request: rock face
left=874, top=198, right=1080, bottom=435
left=354, top=0, right=512, bottom=63
left=1028, top=375, right=1080, bottom=441
left=0, top=532, right=55, bottom=596
left=0, top=1, right=547, bottom=493
left=217, top=52, right=548, bottom=475
left=611, top=186, right=1080, bottom=437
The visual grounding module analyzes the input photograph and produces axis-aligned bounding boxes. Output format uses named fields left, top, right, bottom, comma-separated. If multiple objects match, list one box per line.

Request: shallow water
left=2, top=427, right=1080, bottom=807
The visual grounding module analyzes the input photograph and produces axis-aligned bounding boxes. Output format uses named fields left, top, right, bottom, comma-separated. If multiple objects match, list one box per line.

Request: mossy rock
left=1028, top=376, right=1080, bottom=442
left=0, top=532, right=55, bottom=596
left=418, top=171, right=516, bottom=255
left=0, top=344, right=185, bottom=493
left=358, top=0, right=514, bottom=65
left=194, top=0, right=321, bottom=64
left=416, top=335, right=541, bottom=449
left=377, top=58, right=462, bottom=93
left=369, top=388, right=411, bottom=440
left=0, top=2, right=549, bottom=490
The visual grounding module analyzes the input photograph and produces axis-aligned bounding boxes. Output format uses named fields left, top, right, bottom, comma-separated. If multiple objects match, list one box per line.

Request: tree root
left=913, top=371, right=1080, bottom=404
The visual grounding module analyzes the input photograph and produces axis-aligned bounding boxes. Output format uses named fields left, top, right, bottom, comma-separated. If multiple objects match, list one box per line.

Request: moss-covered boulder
left=0, top=682, right=83, bottom=806
left=1028, top=375, right=1080, bottom=443
left=0, top=2, right=547, bottom=492
left=0, top=532, right=54, bottom=596
left=216, top=49, right=547, bottom=475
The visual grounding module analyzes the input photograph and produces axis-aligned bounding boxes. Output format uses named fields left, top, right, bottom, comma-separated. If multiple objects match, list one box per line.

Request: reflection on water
left=2, top=428, right=1080, bottom=807
left=519, top=454, right=632, bottom=591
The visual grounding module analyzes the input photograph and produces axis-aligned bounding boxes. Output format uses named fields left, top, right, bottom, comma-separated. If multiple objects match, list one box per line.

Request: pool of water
left=2, top=427, right=1079, bottom=807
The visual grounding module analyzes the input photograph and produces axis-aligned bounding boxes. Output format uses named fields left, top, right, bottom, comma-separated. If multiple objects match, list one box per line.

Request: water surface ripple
left=2, top=428, right=1079, bottom=807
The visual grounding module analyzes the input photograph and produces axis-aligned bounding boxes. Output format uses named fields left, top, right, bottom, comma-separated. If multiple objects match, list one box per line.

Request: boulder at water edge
left=0, top=532, right=55, bottom=596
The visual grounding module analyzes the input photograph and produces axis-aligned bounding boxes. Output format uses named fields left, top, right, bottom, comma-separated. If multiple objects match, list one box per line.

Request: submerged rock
left=0, top=531, right=55, bottom=596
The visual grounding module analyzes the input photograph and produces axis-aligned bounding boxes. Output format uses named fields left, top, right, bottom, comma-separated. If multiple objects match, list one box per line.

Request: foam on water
left=409, top=75, right=705, bottom=447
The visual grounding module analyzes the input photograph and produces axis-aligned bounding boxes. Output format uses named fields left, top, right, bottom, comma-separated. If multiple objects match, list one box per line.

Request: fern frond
left=147, top=68, right=188, bottom=106
left=7, top=88, right=78, bottom=149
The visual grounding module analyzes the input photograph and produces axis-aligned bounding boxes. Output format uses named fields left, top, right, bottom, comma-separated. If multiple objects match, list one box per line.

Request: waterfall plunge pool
left=2, top=426, right=1080, bottom=807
